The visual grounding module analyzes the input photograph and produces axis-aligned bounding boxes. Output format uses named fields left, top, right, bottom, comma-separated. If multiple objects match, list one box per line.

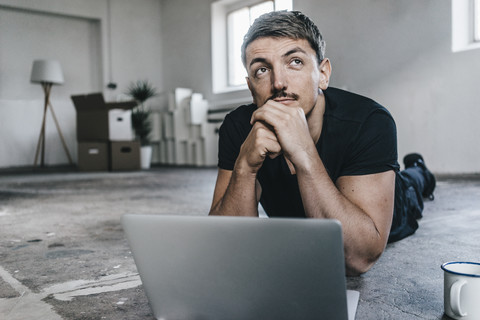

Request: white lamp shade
left=30, top=60, right=64, bottom=84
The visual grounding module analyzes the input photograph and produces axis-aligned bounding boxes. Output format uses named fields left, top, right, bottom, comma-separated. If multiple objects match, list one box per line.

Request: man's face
left=245, top=37, right=329, bottom=116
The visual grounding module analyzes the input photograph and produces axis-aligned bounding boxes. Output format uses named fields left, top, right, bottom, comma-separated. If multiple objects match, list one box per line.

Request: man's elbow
left=345, top=248, right=384, bottom=276
left=208, top=206, right=223, bottom=216
left=346, top=259, right=375, bottom=276
left=208, top=198, right=224, bottom=216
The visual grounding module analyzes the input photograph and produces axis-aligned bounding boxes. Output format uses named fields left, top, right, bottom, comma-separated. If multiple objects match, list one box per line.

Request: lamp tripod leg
left=34, top=96, right=49, bottom=167
left=33, top=125, right=44, bottom=167
left=33, top=83, right=72, bottom=167
left=48, top=101, right=73, bottom=165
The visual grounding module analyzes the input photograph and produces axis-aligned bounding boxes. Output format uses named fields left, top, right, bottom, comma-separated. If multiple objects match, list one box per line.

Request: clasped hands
left=237, top=100, right=316, bottom=175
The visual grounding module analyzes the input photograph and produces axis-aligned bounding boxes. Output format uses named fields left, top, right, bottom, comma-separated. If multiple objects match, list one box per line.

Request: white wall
left=0, top=0, right=163, bottom=168
left=160, top=0, right=251, bottom=107
left=1, top=0, right=479, bottom=174
left=160, top=0, right=480, bottom=174
left=295, top=0, right=480, bottom=174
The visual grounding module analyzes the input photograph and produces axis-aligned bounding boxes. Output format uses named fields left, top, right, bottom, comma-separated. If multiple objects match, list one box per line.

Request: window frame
left=452, top=0, right=480, bottom=52
left=474, top=0, right=480, bottom=42
left=226, top=1, right=275, bottom=87
left=211, top=0, right=291, bottom=94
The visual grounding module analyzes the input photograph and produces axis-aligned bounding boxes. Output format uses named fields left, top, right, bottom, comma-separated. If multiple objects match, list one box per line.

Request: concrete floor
left=0, top=166, right=479, bottom=320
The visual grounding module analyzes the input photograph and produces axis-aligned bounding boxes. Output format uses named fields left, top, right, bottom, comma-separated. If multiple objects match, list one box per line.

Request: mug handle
left=450, top=279, right=467, bottom=317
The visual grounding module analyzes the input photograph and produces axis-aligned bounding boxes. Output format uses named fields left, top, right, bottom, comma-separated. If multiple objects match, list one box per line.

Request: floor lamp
left=30, top=60, right=73, bottom=167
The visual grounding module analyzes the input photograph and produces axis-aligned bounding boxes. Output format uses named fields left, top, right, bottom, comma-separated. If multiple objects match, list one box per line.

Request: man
left=209, top=11, right=435, bottom=276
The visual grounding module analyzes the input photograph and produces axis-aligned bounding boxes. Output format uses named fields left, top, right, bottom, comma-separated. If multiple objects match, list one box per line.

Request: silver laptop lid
left=122, top=215, right=348, bottom=320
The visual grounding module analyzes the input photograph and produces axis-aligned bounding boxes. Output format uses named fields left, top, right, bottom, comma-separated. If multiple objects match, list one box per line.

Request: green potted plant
left=126, top=80, right=158, bottom=169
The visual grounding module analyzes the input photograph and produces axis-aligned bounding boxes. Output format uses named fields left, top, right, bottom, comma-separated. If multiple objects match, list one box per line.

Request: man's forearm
left=209, top=169, right=259, bottom=217
left=210, top=120, right=276, bottom=217
left=295, top=157, right=392, bottom=276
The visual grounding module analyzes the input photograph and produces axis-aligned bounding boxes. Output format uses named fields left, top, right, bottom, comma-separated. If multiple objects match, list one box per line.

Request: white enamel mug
left=441, top=262, right=480, bottom=320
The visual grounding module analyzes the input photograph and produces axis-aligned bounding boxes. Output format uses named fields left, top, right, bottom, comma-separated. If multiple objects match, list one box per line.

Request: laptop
left=122, top=214, right=359, bottom=320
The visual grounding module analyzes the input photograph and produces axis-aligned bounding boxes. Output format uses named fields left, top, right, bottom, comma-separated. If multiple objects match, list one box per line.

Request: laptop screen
left=123, top=215, right=350, bottom=320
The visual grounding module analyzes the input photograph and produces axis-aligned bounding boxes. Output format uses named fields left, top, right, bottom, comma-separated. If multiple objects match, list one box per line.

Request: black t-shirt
left=218, top=87, right=400, bottom=218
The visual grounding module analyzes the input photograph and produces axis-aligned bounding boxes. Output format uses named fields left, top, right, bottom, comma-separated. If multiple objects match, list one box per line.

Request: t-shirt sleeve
left=340, top=109, right=400, bottom=176
left=217, top=112, right=244, bottom=170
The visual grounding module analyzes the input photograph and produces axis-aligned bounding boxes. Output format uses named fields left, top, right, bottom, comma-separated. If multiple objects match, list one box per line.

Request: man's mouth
left=267, top=91, right=299, bottom=104
left=274, top=97, right=295, bottom=103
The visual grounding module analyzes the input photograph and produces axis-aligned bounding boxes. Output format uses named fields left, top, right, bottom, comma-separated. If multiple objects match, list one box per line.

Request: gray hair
left=241, top=11, right=326, bottom=67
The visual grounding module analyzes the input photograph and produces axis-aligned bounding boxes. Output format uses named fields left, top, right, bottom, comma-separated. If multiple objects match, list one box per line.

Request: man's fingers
left=250, top=100, right=288, bottom=124
left=250, top=100, right=288, bottom=125
left=251, top=100, right=307, bottom=133
left=253, top=122, right=282, bottom=156
left=264, top=139, right=282, bottom=159
left=268, top=151, right=282, bottom=159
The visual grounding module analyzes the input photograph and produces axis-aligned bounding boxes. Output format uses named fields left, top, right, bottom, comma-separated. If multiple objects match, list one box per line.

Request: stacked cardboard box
left=71, top=93, right=140, bottom=171
left=151, top=88, right=228, bottom=167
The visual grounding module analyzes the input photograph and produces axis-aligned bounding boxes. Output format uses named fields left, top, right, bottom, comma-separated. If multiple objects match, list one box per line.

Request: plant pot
left=140, top=145, right=153, bottom=169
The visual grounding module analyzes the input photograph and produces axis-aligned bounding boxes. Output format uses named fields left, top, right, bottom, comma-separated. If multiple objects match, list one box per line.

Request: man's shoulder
left=325, top=87, right=381, bottom=107
left=324, top=87, right=390, bottom=120
left=226, top=103, right=256, bottom=120
left=222, top=103, right=256, bottom=129
left=220, top=103, right=256, bottom=137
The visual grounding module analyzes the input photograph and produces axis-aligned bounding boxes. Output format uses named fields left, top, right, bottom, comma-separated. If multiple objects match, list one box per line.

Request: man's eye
left=255, top=67, right=268, bottom=76
left=290, top=59, right=303, bottom=66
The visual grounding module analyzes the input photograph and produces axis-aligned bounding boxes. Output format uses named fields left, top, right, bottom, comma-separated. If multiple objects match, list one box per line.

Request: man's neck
left=307, top=89, right=326, bottom=144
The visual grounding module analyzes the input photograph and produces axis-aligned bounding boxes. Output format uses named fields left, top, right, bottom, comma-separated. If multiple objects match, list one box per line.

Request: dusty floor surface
left=0, top=167, right=479, bottom=319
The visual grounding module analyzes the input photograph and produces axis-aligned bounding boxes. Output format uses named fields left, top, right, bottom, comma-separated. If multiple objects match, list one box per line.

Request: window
left=227, top=1, right=292, bottom=86
left=452, top=0, right=480, bottom=52
left=475, top=0, right=480, bottom=41
left=211, top=0, right=292, bottom=93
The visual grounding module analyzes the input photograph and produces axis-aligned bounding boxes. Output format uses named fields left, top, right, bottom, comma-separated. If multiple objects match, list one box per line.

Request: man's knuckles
left=252, top=123, right=275, bottom=138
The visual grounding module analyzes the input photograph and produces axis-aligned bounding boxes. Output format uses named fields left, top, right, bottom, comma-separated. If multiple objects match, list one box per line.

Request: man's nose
left=272, top=68, right=288, bottom=91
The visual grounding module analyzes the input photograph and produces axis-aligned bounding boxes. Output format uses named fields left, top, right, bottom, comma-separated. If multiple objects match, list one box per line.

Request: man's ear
left=318, top=58, right=332, bottom=90
left=246, top=77, right=258, bottom=105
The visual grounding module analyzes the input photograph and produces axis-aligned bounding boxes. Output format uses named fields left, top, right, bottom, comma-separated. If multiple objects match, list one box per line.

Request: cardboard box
left=71, top=93, right=136, bottom=141
left=110, top=141, right=140, bottom=171
left=108, top=109, right=133, bottom=141
left=77, top=142, right=109, bottom=171
left=150, top=112, right=163, bottom=142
